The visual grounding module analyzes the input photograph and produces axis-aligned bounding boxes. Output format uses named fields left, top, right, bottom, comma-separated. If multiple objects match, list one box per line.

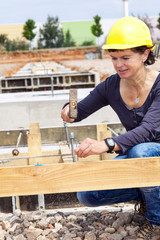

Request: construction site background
left=0, top=46, right=107, bottom=76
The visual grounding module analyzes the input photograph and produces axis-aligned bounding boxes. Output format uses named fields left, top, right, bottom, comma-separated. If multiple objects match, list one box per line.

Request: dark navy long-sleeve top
left=75, top=73, right=160, bottom=154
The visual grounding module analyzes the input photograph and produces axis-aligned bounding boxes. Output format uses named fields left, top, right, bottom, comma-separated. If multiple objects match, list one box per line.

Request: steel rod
left=107, top=126, right=119, bottom=137
left=16, top=131, right=23, bottom=148
left=63, top=121, right=70, bottom=147
left=70, top=132, right=75, bottom=162
left=12, top=131, right=23, bottom=156
left=0, top=153, right=73, bottom=164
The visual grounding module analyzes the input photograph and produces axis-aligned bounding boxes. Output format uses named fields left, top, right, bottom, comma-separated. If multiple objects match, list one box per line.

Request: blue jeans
left=77, top=142, right=160, bottom=225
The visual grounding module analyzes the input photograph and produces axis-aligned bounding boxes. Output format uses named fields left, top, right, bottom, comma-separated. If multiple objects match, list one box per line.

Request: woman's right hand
left=61, top=104, right=75, bottom=123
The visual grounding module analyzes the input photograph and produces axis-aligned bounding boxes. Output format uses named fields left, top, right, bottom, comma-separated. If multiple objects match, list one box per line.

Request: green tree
left=91, top=15, right=103, bottom=45
left=23, top=19, right=36, bottom=49
left=63, top=29, right=75, bottom=47
left=0, top=34, right=8, bottom=45
left=38, top=15, right=64, bottom=48
left=6, top=39, right=28, bottom=52
left=81, top=40, right=95, bottom=46
left=0, top=34, right=8, bottom=51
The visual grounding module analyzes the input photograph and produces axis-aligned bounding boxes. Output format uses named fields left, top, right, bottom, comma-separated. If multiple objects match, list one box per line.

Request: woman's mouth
left=118, top=69, right=128, bottom=73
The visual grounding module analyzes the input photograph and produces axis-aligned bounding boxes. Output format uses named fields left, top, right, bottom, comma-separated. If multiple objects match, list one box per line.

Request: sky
left=0, top=0, right=159, bottom=25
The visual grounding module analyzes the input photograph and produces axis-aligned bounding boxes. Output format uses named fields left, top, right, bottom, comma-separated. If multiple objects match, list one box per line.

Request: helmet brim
left=102, top=44, right=155, bottom=51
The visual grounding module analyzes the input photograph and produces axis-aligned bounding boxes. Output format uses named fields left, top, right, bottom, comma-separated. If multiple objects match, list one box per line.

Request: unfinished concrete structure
left=0, top=61, right=99, bottom=93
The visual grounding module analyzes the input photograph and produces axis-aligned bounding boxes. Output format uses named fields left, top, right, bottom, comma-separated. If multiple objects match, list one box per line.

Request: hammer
left=69, top=89, right=78, bottom=162
left=69, top=89, right=78, bottom=119
left=63, top=89, right=78, bottom=161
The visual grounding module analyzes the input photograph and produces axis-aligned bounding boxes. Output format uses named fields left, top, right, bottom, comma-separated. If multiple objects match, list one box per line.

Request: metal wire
left=107, top=126, right=119, bottom=136
left=0, top=153, right=73, bottom=164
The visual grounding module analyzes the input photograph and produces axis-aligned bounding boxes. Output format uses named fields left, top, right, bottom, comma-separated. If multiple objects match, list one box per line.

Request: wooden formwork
left=0, top=123, right=160, bottom=200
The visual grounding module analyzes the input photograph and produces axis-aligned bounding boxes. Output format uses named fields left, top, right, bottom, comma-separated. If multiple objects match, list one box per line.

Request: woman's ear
left=143, top=49, right=150, bottom=62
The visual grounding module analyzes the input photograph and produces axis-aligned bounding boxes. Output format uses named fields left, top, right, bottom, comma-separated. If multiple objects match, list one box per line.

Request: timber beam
left=0, top=156, right=160, bottom=197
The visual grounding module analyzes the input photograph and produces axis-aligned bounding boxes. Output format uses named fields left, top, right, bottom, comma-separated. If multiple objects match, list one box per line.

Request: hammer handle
left=69, top=89, right=78, bottom=119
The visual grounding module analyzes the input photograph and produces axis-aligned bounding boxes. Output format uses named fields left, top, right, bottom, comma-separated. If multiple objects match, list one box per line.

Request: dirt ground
left=0, top=47, right=108, bottom=77
left=0, top=47, right=159, bottom=79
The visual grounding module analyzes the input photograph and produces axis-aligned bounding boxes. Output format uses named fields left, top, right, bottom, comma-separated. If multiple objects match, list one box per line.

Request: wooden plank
left=59, top=141, right=73, bottom=162
left=0, top=156, right=160, bottom=197
left=29, top=122, right=40, bottom=134
left=97, top=123, right=108, bottom=141
left=27, top=123, right=42, bottom=165
left=27, top=134, right=42, bottom=165
left=97, top=123, right=115, bottom=160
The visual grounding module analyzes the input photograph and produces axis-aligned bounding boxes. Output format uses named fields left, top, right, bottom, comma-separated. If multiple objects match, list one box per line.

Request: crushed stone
left=0, top=206, right=147, bottom=239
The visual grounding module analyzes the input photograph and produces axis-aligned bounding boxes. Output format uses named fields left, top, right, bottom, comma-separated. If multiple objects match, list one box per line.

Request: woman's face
left=109, top=49, right=149, bottom=79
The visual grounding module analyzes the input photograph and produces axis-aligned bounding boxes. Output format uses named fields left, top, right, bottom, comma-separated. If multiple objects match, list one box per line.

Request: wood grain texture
left=59, top=142, right=73, bottom=162
left=0, top=156, right=160, bottom=197
left=27, top=123, right=42, bottom=165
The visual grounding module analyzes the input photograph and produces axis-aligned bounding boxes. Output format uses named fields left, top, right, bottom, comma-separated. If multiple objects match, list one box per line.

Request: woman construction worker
left=61, top=16, right=160, bottom=239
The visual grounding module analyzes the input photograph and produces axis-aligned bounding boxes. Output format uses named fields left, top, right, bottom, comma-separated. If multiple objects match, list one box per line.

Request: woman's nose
left=115, top=59, right=124, bottom=68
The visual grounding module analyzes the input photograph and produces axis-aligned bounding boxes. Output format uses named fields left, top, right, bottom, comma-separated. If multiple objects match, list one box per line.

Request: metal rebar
left=16, top=131, right=23, bottom=148
left=63, top=121, right=70, bottom=147
left=70, top=132, right=75, bottom=162
left=107, top=126, right=119, bottom=137
left=51, top=76, right=54, bottom=96
left=12, top=196, right=20, bottom=212
left=0, top=153, right=73, bottom=164
left=12, top=131, right=23, bottom=156
left=38, top=194, right=45, bottom=210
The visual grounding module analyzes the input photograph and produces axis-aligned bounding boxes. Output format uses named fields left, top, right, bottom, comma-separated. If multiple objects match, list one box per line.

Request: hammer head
left=69, top=89, right=78, bottom=119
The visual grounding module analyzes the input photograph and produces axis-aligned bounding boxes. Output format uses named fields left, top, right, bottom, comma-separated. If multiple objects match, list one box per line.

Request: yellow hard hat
left=102, top=16, right=154, bottom=51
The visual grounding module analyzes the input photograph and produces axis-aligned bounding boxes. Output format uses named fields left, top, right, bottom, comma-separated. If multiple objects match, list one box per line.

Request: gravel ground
left=0, top=206, right=147, bottom=240
left=0, top=63, right=21, bottom=77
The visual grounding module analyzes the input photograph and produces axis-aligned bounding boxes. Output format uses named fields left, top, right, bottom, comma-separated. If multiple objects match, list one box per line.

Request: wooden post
left=27, top=123, right=42, bottom=166
left=27, top=122, right=45, bottom=210
left=97, top=123, right=112, bottom=160
left=59, top=141, right=73, bottom=162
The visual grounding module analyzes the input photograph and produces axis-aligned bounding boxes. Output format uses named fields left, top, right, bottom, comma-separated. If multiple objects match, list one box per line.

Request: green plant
left=23, top=19, right=36, bottom=49
left=63, top=29, right=75, bottom=47
left=91, top=15, right=103, bottom=45
left=38, top=15, right=64, bottom=48
left=81, top=40, right=95, bottom=46
left=0, top=34, right=8, bottom=45
left=5, top=39, right=28, bottom=52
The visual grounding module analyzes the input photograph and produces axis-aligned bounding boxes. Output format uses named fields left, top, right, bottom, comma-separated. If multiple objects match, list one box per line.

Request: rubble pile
left=0, top=208, right=146, bottom=240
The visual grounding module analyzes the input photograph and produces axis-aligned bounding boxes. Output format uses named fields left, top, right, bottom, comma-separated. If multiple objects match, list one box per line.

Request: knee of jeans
left=77, top=192, right=90, bottom=206
left=77, top=192, right=96, bottom=207
left=127, top=144, right=151, bottom=158
left=139, top=186, right=158, bottom=193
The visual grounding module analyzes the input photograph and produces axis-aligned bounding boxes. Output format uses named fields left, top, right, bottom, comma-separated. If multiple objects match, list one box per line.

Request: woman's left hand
left=75, top=138, right=108, bottom=158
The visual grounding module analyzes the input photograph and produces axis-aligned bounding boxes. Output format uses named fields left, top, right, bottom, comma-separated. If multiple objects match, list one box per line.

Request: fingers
left=75, top=138, right=96, bottom=158
left=75, top=142, right=93, bottom=158
left=61, top=104, right=74, bottom=123
left=75, top=138, right=108, bottom=158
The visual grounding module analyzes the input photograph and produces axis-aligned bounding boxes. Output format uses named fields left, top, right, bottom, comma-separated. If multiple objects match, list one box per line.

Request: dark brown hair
left=108, top=46, right=156, bottom=65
